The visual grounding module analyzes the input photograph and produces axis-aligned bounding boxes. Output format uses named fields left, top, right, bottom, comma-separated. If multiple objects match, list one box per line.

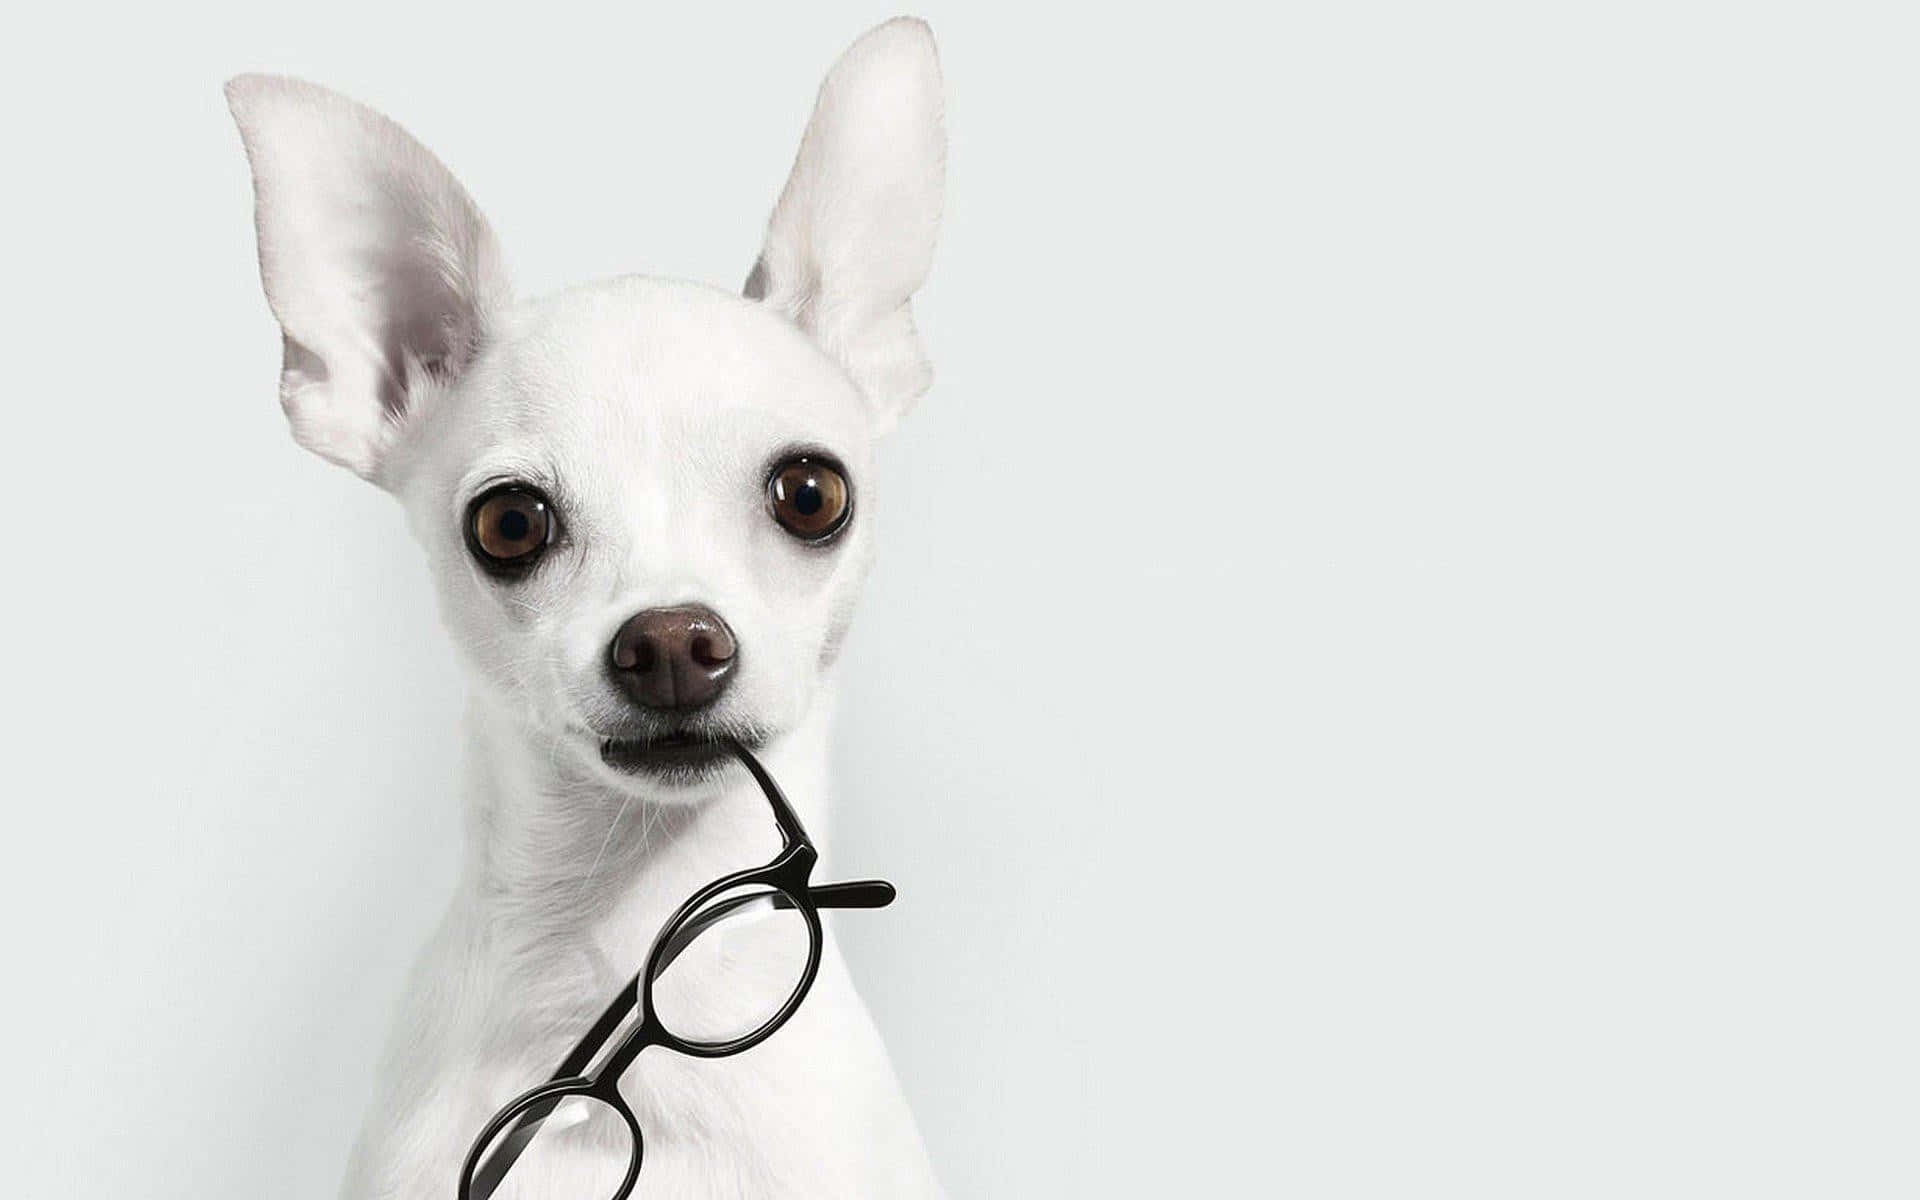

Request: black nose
left=608, top=605, right=738, bottom=711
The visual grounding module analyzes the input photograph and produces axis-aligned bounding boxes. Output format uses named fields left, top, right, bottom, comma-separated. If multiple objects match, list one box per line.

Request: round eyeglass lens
left=468, top=1091, right=635, bottom=1200
left=650, top=884, right=814, bottom=1046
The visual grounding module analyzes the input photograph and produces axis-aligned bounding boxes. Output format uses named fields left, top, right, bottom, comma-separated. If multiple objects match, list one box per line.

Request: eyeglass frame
left=457, top=737, right=897, bottom=1200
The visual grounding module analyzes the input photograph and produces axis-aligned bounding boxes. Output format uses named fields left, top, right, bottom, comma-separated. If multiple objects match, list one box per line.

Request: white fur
left=227, top=18, right=945, bottom=1199
left=748, top=16, right=945, bottom=433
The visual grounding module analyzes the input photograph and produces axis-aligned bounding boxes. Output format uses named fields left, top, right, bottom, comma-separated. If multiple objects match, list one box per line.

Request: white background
left=3, top=3, right=1915, bottom=1196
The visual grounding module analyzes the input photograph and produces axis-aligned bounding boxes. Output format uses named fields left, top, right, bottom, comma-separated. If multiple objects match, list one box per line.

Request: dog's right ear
left=225, top=76, right=509, bottom=484
left=746, top=18, right=946, bottom=435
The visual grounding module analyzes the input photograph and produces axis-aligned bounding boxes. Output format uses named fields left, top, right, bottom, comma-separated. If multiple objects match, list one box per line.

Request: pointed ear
left=225, top=75, right=509, bottom=483
left=746, top=18, right=946, bottom=433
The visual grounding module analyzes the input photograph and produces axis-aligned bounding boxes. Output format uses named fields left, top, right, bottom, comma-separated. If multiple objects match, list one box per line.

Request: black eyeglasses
left=457, top=739, right=896, bottom=1200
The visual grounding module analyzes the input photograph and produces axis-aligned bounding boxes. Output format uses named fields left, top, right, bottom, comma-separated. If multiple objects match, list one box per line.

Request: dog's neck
left=454, top=689, right=838, bottom=993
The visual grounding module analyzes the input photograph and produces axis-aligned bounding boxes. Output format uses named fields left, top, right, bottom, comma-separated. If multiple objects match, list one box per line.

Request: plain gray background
left=3, top=2, right=1914, bottom=1196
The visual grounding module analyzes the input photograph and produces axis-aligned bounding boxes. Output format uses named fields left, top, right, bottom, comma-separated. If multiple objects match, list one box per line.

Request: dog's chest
left=616, top=1037, right=869, bottom=1198
left=480, top=933, right=882, bottom=1198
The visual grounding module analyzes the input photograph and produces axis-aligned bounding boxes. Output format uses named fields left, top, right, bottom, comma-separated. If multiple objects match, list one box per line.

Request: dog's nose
left=608, top=605, right=738, bottom=711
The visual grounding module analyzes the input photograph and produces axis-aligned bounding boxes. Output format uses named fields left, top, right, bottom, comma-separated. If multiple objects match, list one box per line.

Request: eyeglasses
left=457, top=739, right=896, bottom=1200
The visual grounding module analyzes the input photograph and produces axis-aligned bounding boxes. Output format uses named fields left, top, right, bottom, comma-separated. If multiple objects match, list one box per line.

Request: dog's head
left=228, top=20, right=943, bottom=791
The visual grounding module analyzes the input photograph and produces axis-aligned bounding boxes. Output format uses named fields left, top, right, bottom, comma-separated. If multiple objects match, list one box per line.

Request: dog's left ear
left=746, top=18, right=946, bottom=433
left=226, top=75, right=510, bottom=484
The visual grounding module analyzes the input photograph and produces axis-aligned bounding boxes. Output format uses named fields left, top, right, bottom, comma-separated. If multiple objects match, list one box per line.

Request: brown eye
left=768, top=457, right=852, bottom=541
left=466, top=485, right=554, bottom=569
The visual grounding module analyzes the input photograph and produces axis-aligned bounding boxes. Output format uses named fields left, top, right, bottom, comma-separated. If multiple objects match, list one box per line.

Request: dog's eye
left=466, top=485, right=554, bottom=570
left=767, top=457, right=852, bottom=541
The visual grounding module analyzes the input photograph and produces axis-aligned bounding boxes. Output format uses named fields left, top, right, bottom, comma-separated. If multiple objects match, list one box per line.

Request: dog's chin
left=595, top=729, right=742, bottom=790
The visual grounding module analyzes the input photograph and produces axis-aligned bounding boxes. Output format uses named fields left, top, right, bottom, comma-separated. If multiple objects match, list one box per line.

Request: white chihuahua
left=227, top=18, right=946, bottom=1199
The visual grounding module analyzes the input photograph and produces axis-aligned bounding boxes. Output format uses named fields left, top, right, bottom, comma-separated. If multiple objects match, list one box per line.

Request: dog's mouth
left=598, top=729, right=736, bottom=781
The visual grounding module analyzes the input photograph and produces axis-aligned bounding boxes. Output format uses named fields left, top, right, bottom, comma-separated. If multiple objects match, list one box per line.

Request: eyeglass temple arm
left=808, top=879, right=897, bottom=909
left=725, top=737, right=812, bottom=848
left=550, top=971, right=643, bottom=1080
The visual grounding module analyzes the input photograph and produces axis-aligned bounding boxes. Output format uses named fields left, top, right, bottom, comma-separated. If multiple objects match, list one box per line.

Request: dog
left=226, top=17, right=946, bottom=1198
